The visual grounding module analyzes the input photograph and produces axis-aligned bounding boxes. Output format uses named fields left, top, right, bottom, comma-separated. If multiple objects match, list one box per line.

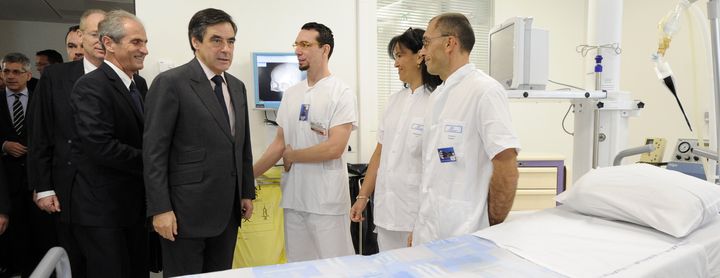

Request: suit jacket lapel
left=0, top=94, right=11, bottom=129
left=70, top=60, right=84, bottom=82
left=188, top=59, right=233, bottom=141
left=100, top=63, right=143, bottom=126
left=61, top=60, right=85, bottom=97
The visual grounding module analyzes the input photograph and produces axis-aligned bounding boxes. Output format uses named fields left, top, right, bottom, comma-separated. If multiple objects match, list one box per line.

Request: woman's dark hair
left=387, top=27, right=442, bottom=92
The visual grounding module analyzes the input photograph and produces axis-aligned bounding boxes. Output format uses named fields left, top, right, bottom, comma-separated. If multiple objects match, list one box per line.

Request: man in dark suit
left=34, top=49, right=63, bottom=76
left=0, top=52, right=58, bottom=277
left=27, top=9, right=107, bottom=278
left=26, top=77, right=37, bottom=93
left=69, top=10, right=149, bottom=278
left=0, top=159, right=8, bottom=237
left=144, top=8, right=254, bottom=277
left=0, top=158, right=9, bottom=276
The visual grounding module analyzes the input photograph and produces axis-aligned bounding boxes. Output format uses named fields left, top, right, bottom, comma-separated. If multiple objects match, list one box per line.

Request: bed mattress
left=474, top=206, right=720, bottom=278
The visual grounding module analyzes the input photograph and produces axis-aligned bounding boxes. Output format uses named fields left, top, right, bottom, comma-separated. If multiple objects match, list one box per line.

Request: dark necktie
left=11, top=93, right=24, bottom=136
left=211, top=75, right=230, bottom=123
left=128, top=81, right=144, bottom=114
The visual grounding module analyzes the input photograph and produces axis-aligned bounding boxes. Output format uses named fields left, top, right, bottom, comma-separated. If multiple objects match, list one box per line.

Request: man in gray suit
left=143, top=8, right=254, bottom=277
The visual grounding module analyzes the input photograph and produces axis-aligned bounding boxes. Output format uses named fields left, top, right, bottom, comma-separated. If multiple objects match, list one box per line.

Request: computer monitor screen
left=489, top=23, right=515, bottom=89
left=253, top=52, right=306, bottom=110
left=489, top=17, right=548, bottom=90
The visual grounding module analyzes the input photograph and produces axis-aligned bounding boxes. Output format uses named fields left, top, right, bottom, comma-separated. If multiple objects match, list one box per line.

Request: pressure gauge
left=678, top=141, right=691, bottom=153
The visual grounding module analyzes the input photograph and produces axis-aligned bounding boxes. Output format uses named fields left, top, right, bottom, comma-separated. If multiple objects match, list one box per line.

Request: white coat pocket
left=407, top=117, right=424, bottom=157
left=438, top=120, right=465, bottom=163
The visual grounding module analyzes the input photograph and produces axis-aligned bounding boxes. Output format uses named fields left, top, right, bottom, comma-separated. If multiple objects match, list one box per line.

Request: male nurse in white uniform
left=253, top=22, right=357, bottom=262
left=413, top=13, right=521, bottom=245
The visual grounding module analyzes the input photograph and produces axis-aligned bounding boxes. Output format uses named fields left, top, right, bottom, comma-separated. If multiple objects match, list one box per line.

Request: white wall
left=0, top=19, right=72, bottom=75
left=621, top=1, right=711, bottom=159
left=495, top=0, right=587, bottom=179
left=494, top=0, right=711, bottom=183
left=136, top=0, right=358, bottom=162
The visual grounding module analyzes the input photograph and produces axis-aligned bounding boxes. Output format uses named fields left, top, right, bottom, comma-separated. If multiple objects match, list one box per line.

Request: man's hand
left=36, top=195, right=61, bottom=213
left=241, top=199, right=253, bottom=220
left=3, top=141, right=27, bottom=157
left=349, top=198, right=368, bottom=222
left=153, top=211, right=177, bottom=241
left=0, top=214, right=8, bottom=235
left=282, top=144, right=294, bottom=172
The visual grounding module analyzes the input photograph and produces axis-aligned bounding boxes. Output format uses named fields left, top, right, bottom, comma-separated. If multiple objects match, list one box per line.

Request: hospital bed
left=180, top=206, right=720, bottom=277
left=182, top=164, right=720, bottom=278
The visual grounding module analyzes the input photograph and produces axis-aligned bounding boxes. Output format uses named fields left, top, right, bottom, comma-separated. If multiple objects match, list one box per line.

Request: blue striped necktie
left=11, top=93, right=24, bottom=136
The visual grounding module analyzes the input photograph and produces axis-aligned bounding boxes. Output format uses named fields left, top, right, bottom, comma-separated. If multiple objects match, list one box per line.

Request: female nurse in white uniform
left=349, top=28, right=442, bottom=251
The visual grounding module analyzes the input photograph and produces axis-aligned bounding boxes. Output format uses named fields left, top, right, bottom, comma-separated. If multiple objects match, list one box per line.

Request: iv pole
left=709, top=0, right=720, bottom=183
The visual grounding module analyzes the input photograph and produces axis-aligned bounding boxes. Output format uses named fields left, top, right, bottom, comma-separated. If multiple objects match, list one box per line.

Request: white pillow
left=555, top=163, right=720, bottom=237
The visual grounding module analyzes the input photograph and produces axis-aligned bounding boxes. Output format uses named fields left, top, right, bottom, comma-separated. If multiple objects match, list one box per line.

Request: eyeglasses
left=422, top=34, right=451, bottom=48
left=292, top=41, right=319, bottom=49
left=2, top=69, right=27, bottom=75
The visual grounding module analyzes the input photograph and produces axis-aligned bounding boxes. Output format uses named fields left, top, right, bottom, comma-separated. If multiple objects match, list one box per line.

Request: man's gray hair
left=79, top=9, right=106, bottom=31
left=1, top=52, right=31, bottom=71
left=98, top=10, right=142, bottom=49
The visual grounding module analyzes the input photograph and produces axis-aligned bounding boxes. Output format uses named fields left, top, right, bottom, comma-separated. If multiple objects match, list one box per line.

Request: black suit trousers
left=160, top=208, right=238, bottom=278
left=56, top=222, right=86, bottom=278
left=0, top=189, right=56, bottom=278
left=72, top=224, right=148, bottom=278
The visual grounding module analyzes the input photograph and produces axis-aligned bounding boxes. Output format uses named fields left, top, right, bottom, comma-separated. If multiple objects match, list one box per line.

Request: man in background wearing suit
left=0, top=161, right=7, bottom=276
left=0, top=52, right=58, bottom=277
left=69, top=10, right=149, bottom=278
left=27, top=9, right=106, bottom=278
left=34, top=49, right=63, bottom=76
left=0, top=160, right=8, bottom=237
left=65, top=25, right=84, bottom=61
left=144, top=8, right=254, bottom=277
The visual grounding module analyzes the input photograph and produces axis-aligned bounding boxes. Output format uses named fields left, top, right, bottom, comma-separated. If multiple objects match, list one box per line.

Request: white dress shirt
left=198, top=60, right=235, bottom=136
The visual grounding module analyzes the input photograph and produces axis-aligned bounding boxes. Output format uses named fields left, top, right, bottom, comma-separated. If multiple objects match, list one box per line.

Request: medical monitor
left=253, top=52, right=306, bottom=110
left=489, top=17, right=549, bottom=90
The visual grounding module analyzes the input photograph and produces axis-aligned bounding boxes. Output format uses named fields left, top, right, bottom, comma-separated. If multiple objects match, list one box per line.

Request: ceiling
left=0, top=0, right=135, bottom=24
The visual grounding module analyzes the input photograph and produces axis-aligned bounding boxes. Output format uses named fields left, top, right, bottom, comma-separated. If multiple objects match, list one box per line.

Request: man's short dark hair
left=36, top=49, right=64, bottom=64
left=431, top=13, right=475, bottom=53
left=66, top=25, right=80, bottom=40
left=1, top=52, right=32, bottom=71
left=188, top=8, right=237, bottom=52
left=301, top=22, right=335, bottom=59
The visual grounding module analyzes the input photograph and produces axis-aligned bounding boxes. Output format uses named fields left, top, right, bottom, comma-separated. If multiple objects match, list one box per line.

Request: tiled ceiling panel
left=0, top=0, right=134, bottom=23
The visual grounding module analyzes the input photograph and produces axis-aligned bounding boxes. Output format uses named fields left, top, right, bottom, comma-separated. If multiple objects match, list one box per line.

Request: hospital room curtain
left=376, top=0, right=494, bottom=116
